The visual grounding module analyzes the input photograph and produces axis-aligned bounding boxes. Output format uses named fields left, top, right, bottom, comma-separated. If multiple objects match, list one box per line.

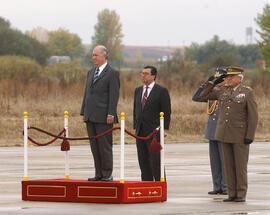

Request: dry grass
left=1, top=71, right=270, bottom=147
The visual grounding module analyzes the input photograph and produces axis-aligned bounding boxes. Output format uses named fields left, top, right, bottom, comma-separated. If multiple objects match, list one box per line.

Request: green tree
left=91, top=9, right=124, bottom=67
left=237, top=44, right=261, bottom=68
left=47, top=28, right=85, bottom=59
left=0, top=55, right=42, bottom=84
left=255, top=4, right=270, bottom=68
left=185, top=35, right=237, bottom=68
left=26, top=26, right=49, bottom=42
left=0, top=17, right=10, bottom=29
left=0, top=17, right=50, bottom=65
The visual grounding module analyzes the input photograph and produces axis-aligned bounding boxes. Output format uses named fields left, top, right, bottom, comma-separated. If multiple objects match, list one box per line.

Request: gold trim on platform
left=127, top=186, right=162, bottom=199
left=77, top=186, right=118, bottom=199
left=27, top=185, right=66, bottom=198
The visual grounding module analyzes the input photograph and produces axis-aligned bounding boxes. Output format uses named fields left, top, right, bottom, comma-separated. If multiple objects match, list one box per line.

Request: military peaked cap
left=214, top=68, right=227, bottom=77
left=226, top=66, right=244, bottom=75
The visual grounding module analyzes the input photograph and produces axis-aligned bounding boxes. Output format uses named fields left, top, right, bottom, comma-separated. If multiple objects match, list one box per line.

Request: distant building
left=48, top=56, right=71, bottom=64
left=246, top=27, right=253, bottom=44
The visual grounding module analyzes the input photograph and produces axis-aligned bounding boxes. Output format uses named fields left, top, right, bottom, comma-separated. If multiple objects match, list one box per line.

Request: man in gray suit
left=80, top=45, right=120, bottom=182
left=192, top=68, right=227, bottom=195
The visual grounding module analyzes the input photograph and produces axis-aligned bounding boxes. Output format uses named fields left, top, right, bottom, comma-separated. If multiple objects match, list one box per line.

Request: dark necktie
left=141, top=86, right=148, bottom=110
left=93, top=68, right=99, bottom=83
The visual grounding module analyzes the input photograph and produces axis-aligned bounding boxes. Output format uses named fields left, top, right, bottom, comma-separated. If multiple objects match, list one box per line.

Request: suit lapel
left=93, top=65, right=109, bottom=85
left=138, top=86, right=143, bottom=112
left=89, top=69, right=95, bottom=86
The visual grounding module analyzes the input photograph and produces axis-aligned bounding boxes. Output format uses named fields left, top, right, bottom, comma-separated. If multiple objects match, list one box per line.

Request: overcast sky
left=0, top=0, right=268, bottom=46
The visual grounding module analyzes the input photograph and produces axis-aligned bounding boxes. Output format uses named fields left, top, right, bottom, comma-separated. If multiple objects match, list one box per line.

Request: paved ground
left=1, top=142, right=270, bottom=215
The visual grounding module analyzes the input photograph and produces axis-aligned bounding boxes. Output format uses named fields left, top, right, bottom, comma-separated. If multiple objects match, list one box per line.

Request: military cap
left=226, top=66, right=244, bottom=75
left=214, top=67, right=227, bottom=77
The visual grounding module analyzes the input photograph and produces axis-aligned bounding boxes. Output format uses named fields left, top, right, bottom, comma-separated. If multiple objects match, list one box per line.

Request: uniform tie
left=141, top=86, right=148, bottom=110
left=93, top=68, right=99, bottom=83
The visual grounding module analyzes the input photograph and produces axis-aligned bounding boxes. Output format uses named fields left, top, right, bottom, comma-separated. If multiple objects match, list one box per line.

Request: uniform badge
left=235, top=93, right=245, bottom=99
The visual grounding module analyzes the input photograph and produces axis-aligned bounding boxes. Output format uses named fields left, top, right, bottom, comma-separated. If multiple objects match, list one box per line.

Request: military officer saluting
left=192, top=68, right=227, bottom=195
left=200, top=66, right=258, bottom=202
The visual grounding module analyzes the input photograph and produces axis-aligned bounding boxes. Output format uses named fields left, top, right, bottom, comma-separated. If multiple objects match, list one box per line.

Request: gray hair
left=238, top=74, right=244, bottom=82
left=97, top=45, right=108, bottom=56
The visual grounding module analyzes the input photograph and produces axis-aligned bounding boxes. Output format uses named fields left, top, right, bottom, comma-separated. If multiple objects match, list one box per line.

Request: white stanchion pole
left=120, top=112, right=125, bottom=183
left=160, top=112, right=165, bottom=182
left=64, top=111, right=70, bottom=179
left=23, top=112, right=28, bottom=181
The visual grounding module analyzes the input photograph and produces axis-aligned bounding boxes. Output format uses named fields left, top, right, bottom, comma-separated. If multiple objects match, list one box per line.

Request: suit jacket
left=200, top=82, right=258, bottom=144
left=192, top=83, right=220, bottom=140
left=133, top=83, right=171, bottom=135
left=80, top=64, right=120, bottom=123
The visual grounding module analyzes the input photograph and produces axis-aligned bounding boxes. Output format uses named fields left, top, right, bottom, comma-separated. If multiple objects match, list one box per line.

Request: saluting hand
left=207, top=75, right=215, bottom=82
left=213, top=74, right=226, bottom=85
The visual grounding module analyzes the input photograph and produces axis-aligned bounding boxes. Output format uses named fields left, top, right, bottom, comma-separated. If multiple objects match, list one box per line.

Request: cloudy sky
left=0, top=0, right=268, bottom=46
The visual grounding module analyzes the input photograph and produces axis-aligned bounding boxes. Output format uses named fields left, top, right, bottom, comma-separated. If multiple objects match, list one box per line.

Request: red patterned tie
left=141, top=86, right=148, bottom=110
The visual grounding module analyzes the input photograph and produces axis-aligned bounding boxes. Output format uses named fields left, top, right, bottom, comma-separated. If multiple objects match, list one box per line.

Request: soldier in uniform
left=200, top=66, right=258, bottom=202
left=192, top=68, right=227, bottom=195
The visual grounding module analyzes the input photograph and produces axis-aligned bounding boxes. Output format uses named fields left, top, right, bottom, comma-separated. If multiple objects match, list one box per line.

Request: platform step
left=22, top=179, right=167, bottom=203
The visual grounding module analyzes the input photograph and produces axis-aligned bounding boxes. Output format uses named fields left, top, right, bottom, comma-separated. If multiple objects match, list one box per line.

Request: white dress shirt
left=142, top=81, right=155, bottom=101
left=96, top=61, right=107, bottom=75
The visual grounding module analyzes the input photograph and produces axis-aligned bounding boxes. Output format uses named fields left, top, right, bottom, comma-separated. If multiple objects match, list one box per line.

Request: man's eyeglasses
left=141, top=72, right=151, bottom=76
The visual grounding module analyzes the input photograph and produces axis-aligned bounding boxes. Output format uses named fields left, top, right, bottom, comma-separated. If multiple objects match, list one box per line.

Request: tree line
left=0, top=4, right=270, bottom=73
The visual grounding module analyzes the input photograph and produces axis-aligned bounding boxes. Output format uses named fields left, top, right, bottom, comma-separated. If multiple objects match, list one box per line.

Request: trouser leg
left=233, top=143, right=249, bottom=198
left=217, top=141, right=227, bottom=192
left=136, top=137, right=153, bottom=181
left=209, top=140, right=222, bottom=191
left=222, top=142, right=237, bottom=197
left=86, top=122, right=113, bottom=178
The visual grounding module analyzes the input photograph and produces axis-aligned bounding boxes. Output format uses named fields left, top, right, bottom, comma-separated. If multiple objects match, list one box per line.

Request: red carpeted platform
left=22, top=179, right=167, bottom=203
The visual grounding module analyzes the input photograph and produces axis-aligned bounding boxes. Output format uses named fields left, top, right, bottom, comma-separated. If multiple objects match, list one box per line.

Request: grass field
left=0, top=69, right=269, bottom=147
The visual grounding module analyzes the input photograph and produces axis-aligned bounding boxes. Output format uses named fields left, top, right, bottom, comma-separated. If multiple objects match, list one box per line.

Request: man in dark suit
left=201, top=66, right=258, bottom=202
left=133, top=66, right=171, bottom=181
left=80, top=45, right=120, bottom=182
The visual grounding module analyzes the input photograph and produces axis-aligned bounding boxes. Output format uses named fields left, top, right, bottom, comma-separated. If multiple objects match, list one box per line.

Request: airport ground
left=1, top=143, right=270, bottom=215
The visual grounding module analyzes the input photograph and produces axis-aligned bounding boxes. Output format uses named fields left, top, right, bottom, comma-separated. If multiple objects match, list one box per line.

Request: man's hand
left=107, top=115, right=114, bottom=124
left=164, top=130, right=168, bottom=137
left=207, top=75, right=215, bottom=82
left=213, top=74, right=226, bottom=85
left=244, top=138, right=253, bottom=144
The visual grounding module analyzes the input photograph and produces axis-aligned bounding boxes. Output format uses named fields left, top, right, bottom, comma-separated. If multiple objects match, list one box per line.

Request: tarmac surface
left=1, top=142, right=270, bottom=215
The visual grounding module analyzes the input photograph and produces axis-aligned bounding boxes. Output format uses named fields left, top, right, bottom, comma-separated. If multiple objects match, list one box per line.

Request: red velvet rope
left=26, top=126, right=158, bottom=144
left=25, top=126, right=161, bottom=153
left=25, top=128, right=66, bottom=146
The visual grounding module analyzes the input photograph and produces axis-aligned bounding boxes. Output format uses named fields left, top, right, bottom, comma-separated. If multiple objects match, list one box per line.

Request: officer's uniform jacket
left=192, top=83, right=220, bottom=140
left=200, top=82, right=258, bottom=144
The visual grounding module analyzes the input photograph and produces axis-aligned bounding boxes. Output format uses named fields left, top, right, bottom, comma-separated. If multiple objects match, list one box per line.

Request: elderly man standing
left=81, top=45, right=120, bottom=182
left=200, top=66, right=258, bottom=202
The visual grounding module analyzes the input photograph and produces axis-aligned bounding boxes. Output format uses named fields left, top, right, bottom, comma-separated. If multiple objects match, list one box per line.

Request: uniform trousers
left=209, top=140, right=227, bottom=192
left=86, top=121, right=113, bottom=178
left=222, top=142, right=250, bottom=198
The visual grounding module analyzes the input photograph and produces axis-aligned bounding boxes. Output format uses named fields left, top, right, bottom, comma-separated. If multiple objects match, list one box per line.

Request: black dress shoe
left=220, top=190, right=228, bottom=195
left=208, top=190, right=220, bottom=195
left=88, top=177, right=101, bottom=181
left=101, top=176, right=113, bottom=181
left=223, top=197, right=235, bottom=202
left=234, top=197, right=246, bottom=202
